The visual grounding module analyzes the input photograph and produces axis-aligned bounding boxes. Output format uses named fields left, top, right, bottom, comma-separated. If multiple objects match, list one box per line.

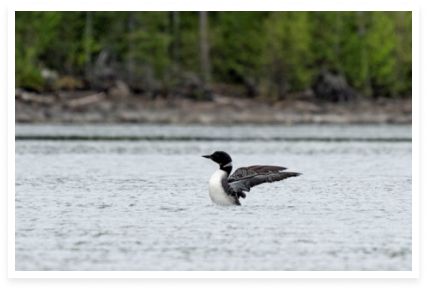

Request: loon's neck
left=220, top=165, right=232, bottom=176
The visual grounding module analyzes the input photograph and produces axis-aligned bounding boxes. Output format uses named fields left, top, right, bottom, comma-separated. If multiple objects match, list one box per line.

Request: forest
left=15, top=11, right=412, bottom=100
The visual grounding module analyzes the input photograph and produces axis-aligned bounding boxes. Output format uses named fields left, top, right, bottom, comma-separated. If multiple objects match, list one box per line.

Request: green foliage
left=338, top=12, right=370, bottom=93
left=15, top=47, right=45, bottom=91
left=177, top=12, right=200, bottom=73
left=15, top=11, right=61, bottom=90
left=309, top=11, right=342, bottom=71
left=263, top=12, right=313, bottom=97
left=211, top=12, right=267, bottom=83
left=15, top=11, right=412, bottom=98
left=365, top=12, right=398, bottom=96
left=128, top=12, right=172, bottom=79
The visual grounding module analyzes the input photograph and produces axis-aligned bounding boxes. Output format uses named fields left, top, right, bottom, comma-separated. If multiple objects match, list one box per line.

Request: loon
left=202, top=151, right=301, bottom=206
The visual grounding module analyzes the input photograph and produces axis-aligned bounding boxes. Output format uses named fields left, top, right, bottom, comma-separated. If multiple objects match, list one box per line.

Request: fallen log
left=18, top=92, right=55, bottom=104
left=66, top=92, right=106, bottom=108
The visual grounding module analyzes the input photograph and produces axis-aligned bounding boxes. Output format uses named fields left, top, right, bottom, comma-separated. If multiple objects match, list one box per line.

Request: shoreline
left=15, top=91, right=412, bottom=125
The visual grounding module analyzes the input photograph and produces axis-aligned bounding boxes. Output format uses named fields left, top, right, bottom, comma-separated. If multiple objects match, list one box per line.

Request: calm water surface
left=15, top=124, right=412, bottom=271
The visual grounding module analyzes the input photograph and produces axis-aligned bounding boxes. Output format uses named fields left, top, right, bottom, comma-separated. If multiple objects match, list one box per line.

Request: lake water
left=15, top=124, right=412, bottom=271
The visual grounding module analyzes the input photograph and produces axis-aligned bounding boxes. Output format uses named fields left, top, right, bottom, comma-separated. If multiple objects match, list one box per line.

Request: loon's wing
left=228, top=165, right=301, bottom=195
left=221, top=178, right=241, bottom=205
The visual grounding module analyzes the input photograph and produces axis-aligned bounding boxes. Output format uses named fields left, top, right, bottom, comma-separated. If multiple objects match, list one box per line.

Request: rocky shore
left=15, top=89, right=412, bottom=125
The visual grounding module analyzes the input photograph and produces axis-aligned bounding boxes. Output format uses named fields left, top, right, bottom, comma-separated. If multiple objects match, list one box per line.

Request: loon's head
left=202, top=151, right=232, bottom=169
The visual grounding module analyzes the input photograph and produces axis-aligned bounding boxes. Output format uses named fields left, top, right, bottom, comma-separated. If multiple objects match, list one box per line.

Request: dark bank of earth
left=15, top=89, right=412, bottom=125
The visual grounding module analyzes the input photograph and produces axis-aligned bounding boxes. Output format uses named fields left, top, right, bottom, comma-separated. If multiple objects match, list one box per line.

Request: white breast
left=208, top=169, right=235, bottom=206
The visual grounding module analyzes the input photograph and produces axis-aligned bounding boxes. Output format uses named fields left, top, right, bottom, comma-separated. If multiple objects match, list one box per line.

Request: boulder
left=173, top=72, right=212, bottom=101
left=313, top=71, right=357, bottom=102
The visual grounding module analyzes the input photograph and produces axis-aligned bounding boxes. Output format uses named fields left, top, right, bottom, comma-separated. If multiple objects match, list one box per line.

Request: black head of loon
left=202, top=151, right=232, bottom=171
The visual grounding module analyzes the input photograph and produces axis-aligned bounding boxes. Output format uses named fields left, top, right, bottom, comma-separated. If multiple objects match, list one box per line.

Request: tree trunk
left=84, top=11, right=93, bottom=80
left=334, top=11, right=343, bottom=74
left=199, top=11, right=210, bottom=83
left=127, top=12, right=136, bottom=84
left=172, top=11, right=180, bottom=66
left=357, top=11, right=372, bottom=97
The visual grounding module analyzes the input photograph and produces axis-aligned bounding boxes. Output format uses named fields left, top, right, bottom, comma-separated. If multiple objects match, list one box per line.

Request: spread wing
left=228, top=165, right=301, bottom=195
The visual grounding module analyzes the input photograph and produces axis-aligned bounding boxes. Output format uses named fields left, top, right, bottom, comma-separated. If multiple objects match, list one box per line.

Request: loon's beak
left=202, top=155, right=212, bottom=159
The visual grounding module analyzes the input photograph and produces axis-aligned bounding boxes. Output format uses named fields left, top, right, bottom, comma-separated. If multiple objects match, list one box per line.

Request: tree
left=199, top=11, right=210, bottom=83
left=263, top=11, right=312, bottom=99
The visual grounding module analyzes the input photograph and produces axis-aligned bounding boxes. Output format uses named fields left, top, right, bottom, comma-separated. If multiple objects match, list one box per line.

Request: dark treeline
left=15, top=11, right=412, bottom=100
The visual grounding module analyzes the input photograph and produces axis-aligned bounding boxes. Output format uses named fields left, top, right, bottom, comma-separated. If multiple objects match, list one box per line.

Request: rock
left=15, top=88, right=23, bottom=98
left=244, top=76, right=259, bottom=98
left=173, top=71, right=212, bottom=101
left=92, top=50, right=119, bottom=90
left=108, top=80, right=130, bottom=98
left=40, top=68, right=59, bottom=81
left=55, top=76, right=84, bottom=91
left=14, top=89, right=411, bottom=125
left=313, top=71, right=357, bottom=102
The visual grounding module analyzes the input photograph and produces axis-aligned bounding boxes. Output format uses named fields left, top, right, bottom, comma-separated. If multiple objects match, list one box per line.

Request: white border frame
left=8, top=4, right=419, bottom=278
